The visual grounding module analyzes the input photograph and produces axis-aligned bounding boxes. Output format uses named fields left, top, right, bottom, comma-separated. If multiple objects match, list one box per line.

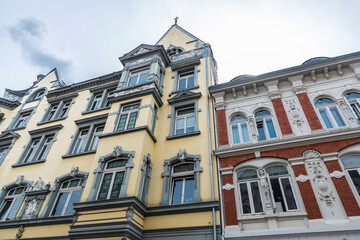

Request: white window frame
left=230, top=115, right=250, bottom=145
left=0, top=187, right=25, bottom=221
left=116, top=103, right=140, bottom=131
left=178, top=70, right=195, bottom=91
left=50, top=179, right=83, bottom=216
left=174, top=106, right=195, bottom=135
left=344, top=92, right=360, bottom=124
left=340, top=155, right=360, bottom=204
left=315, top=98, right=346, bottom=129
left=170, top=162, right=195, bottom=205
left=254, top=110, right=277, bottom=141
left=127, top=67, right=149, bottom=87
left=96, top=160, right=126, bottom=200
left=237, top=180, right=264, bottom=215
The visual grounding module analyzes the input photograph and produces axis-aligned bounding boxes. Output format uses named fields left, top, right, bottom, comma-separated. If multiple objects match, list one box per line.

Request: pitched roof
left=155, top=24, right=201, bottom=45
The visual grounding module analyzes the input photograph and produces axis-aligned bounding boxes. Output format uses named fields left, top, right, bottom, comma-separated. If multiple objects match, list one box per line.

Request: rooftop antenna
left=174, top=16, right=179, bottom=25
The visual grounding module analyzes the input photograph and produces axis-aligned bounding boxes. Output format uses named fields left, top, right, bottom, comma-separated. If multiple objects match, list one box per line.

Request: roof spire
left=174, top=16, right=179, bottom=25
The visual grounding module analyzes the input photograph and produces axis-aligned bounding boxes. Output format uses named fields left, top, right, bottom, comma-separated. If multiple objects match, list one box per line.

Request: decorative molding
left=330, top=170, right=345, bottom=179
left=215, top=103, right=225, bottom=110
left=349, top=62, right=360, bottom=79
left=220, top=167, right=233, bottom=175
left=337, top=64, right=343, bottom=76
left=285, top=99, right=304, bottom=128
left=128, top=57, right=152, bottom=66
left=31, top=177, right=50, bottom=191
left=296, top=174, right=309, bottom=182
left=324, top=67, right=330, bottom=79
left=253, top=83, right=258, bottom=94
left=268, top=90, right=281, bottom=99
left=169, top=49, right=205, bottom=62
left=242, top=86, right=247, bottom=96
left=311, top=70, right=317, bottom=82
left=302, top=149, right=321, bottom=159
left=293, top=86, right=307, bottom=94
left=222, top=183, right=234, bottom=191
left=134, top=47, right=150, bottom=55
left=337, top=99, right=357, bottom=126
left=247, top=116, right=258, bottom=141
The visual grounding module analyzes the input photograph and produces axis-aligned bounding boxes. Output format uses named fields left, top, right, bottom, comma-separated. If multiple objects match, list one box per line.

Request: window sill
left=170, top=85, right=200, bottom=96
left=9, top=126, right=26, bottom=131
left=100, top=126, right=157, bottom=143
left=82, top=106, right=111, bottom=115
left=237, top=211, right=307, bottom=221
left=12, top=160, right=46, bottom=168
left=37, top=116, right=67, bottom=126
left=166, top=130, right=200, bottom=140
left=62, top=150, right=96, bottom=159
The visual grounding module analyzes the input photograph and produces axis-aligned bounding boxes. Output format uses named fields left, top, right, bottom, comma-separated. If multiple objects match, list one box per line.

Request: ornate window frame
left=25, top=88, right=47, bottom=103
left=160, top=149, right=202, bottom=206
left=87, top=146, right=134, bottom=201
left=314, top=97, right=347, bottom=129
left=40, top=167, right=88, bottom=217
left=253, top=109, right=278, bottom=141
left=229, top=114, right=250, bottom=145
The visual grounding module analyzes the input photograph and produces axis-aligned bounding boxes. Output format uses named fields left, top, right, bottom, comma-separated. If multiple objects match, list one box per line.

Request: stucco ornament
left=337, top=99, right=356, bottom=125
left=129, top=57, right=152, bottom=66
left=285, top=99, right=304, bottom=127
left=114, top=83, right=156, bottom=97
left=223, top=183, right=233, bottom=191
left=15, top=225, right=24, bottom=240
left=296, top=174, right=309, bottom=182
left=70, top=166, right=79, bottom=177
left=307, top=161, right=335, bottom=208
left=23, top=199, right=39, bottom=219
left=16, top=175, right=24, bottom=185
left=126, top=206, right=134, bottom=221
left=170, top=49, right=205, bottom=62
left=113, top=145, right=123, bottom=157
left=134, top=47, right=150, bottom=55
left=178, top=148, right=186, bottom=161
left=302, top=149, right=321, bottom=159
left=247, top=117, right=257, bottom=141
left=31, top=177, right=50, bottom=191
left=258, top=168, right=273, bottom=211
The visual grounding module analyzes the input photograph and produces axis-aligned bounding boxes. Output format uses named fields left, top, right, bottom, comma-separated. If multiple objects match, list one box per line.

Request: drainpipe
left=205, top=45, right=217, bottom=240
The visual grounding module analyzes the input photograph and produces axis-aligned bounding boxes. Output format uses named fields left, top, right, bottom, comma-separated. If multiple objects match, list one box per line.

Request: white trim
left=296, top=175, right=309, bottom=182
left=329, top=170, right=345, bottom=178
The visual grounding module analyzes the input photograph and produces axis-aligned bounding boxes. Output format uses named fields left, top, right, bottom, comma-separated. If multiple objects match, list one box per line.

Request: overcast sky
left=0, top=0, right=359, bottom=96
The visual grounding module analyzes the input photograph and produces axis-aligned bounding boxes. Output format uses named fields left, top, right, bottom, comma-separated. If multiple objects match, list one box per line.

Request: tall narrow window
left=255, top=110, right=277, bottom=141
left=128, top=68, right=149, bottom=87
left=46, top=105, right=59, bottom=121
left=90, top=94, right=102, bottom=111
left=0, top=187, right=26, bottom=221
left=73, top=128, right=89, bottom=154
left=230, top=114, right=250, bottom=144
left=89, top=125, right=104, bottom=151
left=237, top=169, right=263, bottom=214
left=171, top=163, right=194, bottom=204
left=315, top=98, right=346, bottom=129
left=341, top=155, right=360, bottom=198
left=175, top=106, right=195, bottom=135
left=344, top=92, right=360, bottom=124
left=51, top=179, right=84, bottom=216
left=22, top=135, right=54, bottom=164
left=178, top=69, right=195, bottom=90
left=14, top=112, right=31, bottom=129
left=97, top=159, right=127, bottom=200
left=117, top=103, right=140, bottom=131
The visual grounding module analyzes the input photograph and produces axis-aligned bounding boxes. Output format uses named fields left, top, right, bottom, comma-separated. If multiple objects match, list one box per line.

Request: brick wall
left=292, top=164, right=322, bottom=219
left=271, top=98, right=293, bottom=135
left=222, top=174, right=238, bottom=226
left=296, top=92, right=323, bottom=130
left=216, top=109, right=229, bottom=145
left=325, top=160, right=360, bottom=217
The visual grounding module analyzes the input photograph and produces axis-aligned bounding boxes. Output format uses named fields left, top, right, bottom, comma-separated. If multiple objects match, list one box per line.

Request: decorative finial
left=174, top=16, right=179, bottom=25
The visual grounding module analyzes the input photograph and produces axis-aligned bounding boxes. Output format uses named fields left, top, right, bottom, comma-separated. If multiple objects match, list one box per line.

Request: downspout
left=205, top=46, right=217, bottom=240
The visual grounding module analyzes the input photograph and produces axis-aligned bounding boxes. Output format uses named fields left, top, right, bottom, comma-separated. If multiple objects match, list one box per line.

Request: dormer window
left=166, top=46, right=184, bottom=56
left=128, top=68, right=149, bottom=87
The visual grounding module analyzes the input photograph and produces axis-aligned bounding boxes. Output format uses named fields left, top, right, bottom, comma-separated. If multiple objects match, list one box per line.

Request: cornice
left=0, top=97, right=21, bottom=110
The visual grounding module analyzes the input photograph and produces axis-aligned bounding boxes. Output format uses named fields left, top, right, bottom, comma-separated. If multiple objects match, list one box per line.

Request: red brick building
left=210, top=52, right=360, bottom=239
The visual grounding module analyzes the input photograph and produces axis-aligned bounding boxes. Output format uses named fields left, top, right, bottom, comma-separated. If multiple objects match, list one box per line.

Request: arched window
left=51, top=178, right=84, bottom=216
left=0, top=186, right=26, bottom=221
left=315, top=98, right=346, bottom=129
left=230, top=114, right=250, bottom=144
left=344, top=92, right=360, bottom=124
left=171, top=162, right=194, bottom=204
left=166, top=46, right=184, bottom=56
left=27, top=88, right=46, bottom=102
left=254, top=110, right=277, bottom=141
left=340, top=155, right=360, bottom=198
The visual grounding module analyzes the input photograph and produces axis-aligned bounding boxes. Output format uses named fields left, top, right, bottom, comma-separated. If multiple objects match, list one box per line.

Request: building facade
left=210, top=52, right=360, bottom=239
left=0, top=24, right=220, bottom=239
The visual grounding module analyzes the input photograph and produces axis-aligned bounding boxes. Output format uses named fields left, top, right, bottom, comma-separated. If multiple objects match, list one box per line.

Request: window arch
left=254, top=110, right=277, bottom=141
left=26, top=88, right=46, bottom=102
left=344, top=92, right=360, bottom=124
left=340, top=155, right=360, bottom=199
left=166, top=46, right=185, bottom=56
left=315, top=98, right=346, bottom=129
left=230, top=114, right=250, bottom=144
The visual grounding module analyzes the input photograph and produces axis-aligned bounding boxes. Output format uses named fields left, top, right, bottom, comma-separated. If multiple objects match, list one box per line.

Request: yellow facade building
left=0, top=24, right=220, bottom=239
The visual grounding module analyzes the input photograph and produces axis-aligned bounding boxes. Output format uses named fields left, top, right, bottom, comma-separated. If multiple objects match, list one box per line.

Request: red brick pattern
left=222, top=174, right=238, bottom=226
left=221, top=153, right=256, bottom=168
left=271, top=98, right=293, bottom=135
left=292, top=165, right=322, bottom=219
left=325, top=160, right=360, bottom=217
left=296, top=93, right=323, bottom=130
left=216, top=109, right=229, bottom=145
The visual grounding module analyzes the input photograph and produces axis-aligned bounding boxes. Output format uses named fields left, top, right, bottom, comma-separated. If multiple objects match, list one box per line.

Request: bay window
left=116, top=103, right=140, bottom=131
left=128, top=68, right=149, bottom=87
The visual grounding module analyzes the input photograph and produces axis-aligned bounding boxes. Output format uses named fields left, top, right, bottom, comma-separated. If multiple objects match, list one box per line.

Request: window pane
left=315, top=98, right=334, bottom=107
left=179, top=79, right=186, bottom=90
left=341, top=155, right=360, bottom=168
left=345, top=92, right=360, bottom=100
left=256, top=120, right=266, bottom=141
left=98, top=173, right=112, bottom=200
left=241, top=123, right=250, bottom=143
left=64, top=190, right=81, bottom=215
left=171, top=179, right=183, bottom=205
left=110, top=172, right=124, bottom=199
left=173, top=163, right=194, bottom=173
left=138, top=73, right=148, bottom=84
left=7, top=198, right=22, bottom=219
left=255, top=110, right=271, bottom=118
left=231, top=115, right=247, bottom=122
left=127, top=112, right=138, bottom=129
left=187, top=77, right=194, bottom=88
left=117, top=114, right=128, bottom=131
left=250, top=182, right=263, bottom=213
left=280, top=178, right=297, bottom=210
left=237, top=169, right=258, bottom=180
left=0, top=200, right=12, bottom=221
left=186, top=116, right=195, bottom=133
left=176, top=118, right=185, bottom=135
left=52, top=192, right=69, bottom=216
left=69, top=179, right=81, bottom=188
left=184, top=178, right=194, bottom=203
left=266, top=165, right=288, bottom=176
left=319, top=108, right=333, bottom=129
left=330, top=106, right=345, bottom=127
left=270, top=178, right=286, bottom=212
left=73, top=138, right=85, bottom=154
left=90, top=136, right=100, bottom=151
left=348, top=170, right=360, bottom=196
left=128, top=76, right=138, bottom=86
left=239, top=183, right=251, bottom=214
left=232, top=125, right=240, bottom=144
left=266, top=118, right=277, bottom=138
left=107, top=160, right=127, bottom=169
left=177, top=108, right=194, bottom=116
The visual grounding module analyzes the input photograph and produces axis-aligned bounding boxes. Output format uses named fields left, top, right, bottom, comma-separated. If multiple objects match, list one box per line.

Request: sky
left=0, top=0, right=359, bottom=95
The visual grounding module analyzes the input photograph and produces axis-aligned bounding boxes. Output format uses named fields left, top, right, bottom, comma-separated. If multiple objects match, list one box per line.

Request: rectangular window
left=90, top=94, right=102, bottom=111
left=239, top=181, right=263, bottom=214
left=97, top=160, right=126, bottom=200
left=117, top=103, right=140, bottom=131
left=14, top=112, right=31, bottom=129
left=175, top=106, right=195, bottom=135
left=85, top=89, right=114, bottom=113
left=72, top=125, right=104, bottom=154
left=178, top=70, right=195, bottom=90
left=128, top=68, right=149, bottom=87
left=43, top=100, right=72, bottom=122
left=22, top=135, right=54, bottom=164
